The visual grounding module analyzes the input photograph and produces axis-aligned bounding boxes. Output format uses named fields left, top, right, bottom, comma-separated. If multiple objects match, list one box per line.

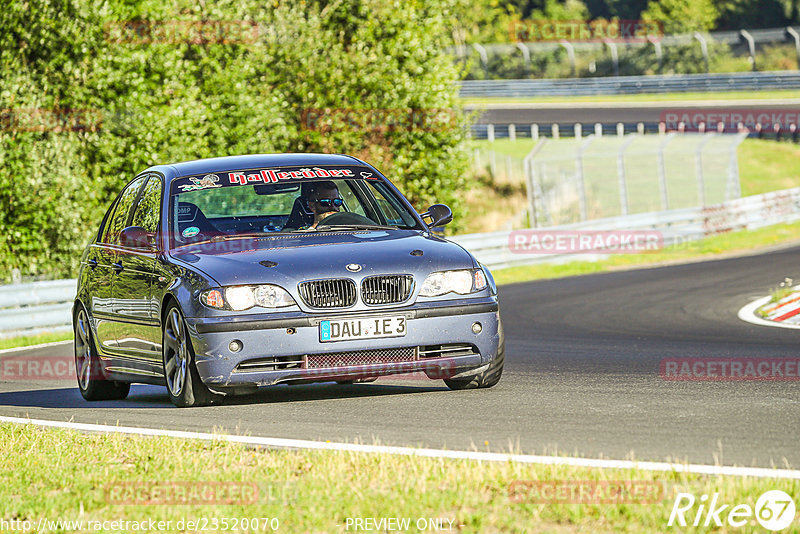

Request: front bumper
left=185, top=297, right=500, bottom=388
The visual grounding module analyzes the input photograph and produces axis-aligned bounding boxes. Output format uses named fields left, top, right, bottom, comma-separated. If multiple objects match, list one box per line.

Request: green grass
left=1, top=423, right=797, bottom=533
left=0, top=331, right=72, bottom=351
left=461, top=89, right=800, bottom=106
left=494, top=220, right=800, bottom=286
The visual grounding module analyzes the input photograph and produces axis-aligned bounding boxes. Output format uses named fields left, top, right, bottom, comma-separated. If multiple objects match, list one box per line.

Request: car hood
left=169, top=230, right=475, bottom=288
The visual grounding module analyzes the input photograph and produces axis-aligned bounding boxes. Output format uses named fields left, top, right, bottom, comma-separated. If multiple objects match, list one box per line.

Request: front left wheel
left=162, top=305, right=223, bottom=407
left=74, top=306, right=130, bottom=401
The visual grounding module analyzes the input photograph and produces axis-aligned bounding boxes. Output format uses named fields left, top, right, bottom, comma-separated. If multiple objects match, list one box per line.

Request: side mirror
left=421, top=204, right=453, bottom=227
left=120, top=226, right=156, bottom=250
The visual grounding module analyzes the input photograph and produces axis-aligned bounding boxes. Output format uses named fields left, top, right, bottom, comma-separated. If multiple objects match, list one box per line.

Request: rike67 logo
left=668, top=490, right=796, bottom=531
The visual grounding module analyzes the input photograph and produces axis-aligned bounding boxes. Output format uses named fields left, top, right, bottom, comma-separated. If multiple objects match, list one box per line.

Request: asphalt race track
left=2, top=245, right=799, bottom=468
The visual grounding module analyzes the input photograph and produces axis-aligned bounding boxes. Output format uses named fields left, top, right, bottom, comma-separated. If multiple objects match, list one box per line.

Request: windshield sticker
left=182, top=226, right=200, bottom=238
left=178, top=174, right=222, bottom=192
left=228, top=167, right=355, bottom=185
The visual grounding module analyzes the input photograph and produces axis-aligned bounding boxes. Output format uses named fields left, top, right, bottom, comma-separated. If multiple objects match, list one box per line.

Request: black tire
left=162, top=304, right=223, bottom=407
left=444, top=319, right=505, bottom=390
left=74, top=306, right=130, bottom=401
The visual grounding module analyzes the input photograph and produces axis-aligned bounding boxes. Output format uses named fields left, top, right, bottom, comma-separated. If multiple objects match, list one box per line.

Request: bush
left=0, top=0, right=469, bottom=282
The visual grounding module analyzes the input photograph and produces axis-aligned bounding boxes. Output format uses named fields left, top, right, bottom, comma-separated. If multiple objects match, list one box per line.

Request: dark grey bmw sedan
left=74, top=154, right=503, bottom=407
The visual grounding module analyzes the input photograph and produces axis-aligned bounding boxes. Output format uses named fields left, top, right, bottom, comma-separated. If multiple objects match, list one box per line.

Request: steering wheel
left=319, top=212, right=378, bottom=226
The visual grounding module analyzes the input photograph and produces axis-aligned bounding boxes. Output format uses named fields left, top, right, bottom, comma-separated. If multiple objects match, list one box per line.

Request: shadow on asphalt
left=0, top=381, right=448, bottom=410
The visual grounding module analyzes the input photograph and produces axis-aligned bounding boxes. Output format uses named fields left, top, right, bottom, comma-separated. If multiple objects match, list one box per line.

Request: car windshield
left=168, top=165, right=421, bottom=248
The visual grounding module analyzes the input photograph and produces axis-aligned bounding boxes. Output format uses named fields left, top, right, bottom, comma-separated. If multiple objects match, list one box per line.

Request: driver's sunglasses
left=315, top=197, right=344, bottom=208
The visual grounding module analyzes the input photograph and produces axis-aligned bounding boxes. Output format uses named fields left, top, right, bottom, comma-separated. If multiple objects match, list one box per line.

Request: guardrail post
left=787, top=27, right=800, bottom=70
left=594, top=123, right=602, bottom=136
left=508, top=123, right=516, bottom=141
left=695, top=133, right=715, bottom=206
left=616, top=134, right=637, bottom=216
left=516, top=42, right=531, bottom=77
left=559, top=40, right=576, bottom=77
left=473, top=43, right=490, bottom=78
left=603, top=39, right=619, bottom=76
left=693, top=32, right=710, bottom=73
left=574, top=123, right=582, bottom=139
left=487, top=123, right=495, bottom=142
left=740, top=30, right=757, bottom=71
left=657, top=133, right=676, bottom=210
left=531, top=124, right=539, bottom=140
left=648, top=35, right=663, bottom=73
left=552, top=124, right=560, bottom=139
left=616, top=123, right=624, bottom=137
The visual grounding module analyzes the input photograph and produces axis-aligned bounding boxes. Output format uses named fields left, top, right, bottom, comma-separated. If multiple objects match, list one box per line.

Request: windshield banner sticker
left=228, top=167, right=356, bottom=185
left=174, top=166, right=379, bottom=194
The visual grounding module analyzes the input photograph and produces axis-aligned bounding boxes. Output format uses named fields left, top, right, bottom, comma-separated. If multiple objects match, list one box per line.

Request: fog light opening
left=229, top=340, right=243, bottom=352
left=472, top=322, right=482, bottom=334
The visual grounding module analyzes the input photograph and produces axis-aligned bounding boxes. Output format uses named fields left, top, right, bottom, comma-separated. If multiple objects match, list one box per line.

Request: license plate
left=320, top=316, right=406, bottom=342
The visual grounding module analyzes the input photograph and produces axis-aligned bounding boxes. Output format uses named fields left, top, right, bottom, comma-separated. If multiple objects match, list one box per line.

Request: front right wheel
left=444, top=319, right=505, bottom=390
left=162, top=305, right=222, bottom=407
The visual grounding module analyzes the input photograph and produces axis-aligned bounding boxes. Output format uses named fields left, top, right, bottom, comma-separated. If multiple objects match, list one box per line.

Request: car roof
left=144, top=153, right=372, bottom=181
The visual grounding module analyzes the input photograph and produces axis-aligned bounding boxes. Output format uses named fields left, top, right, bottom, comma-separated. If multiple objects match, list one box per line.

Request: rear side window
left=131, top=175, right=163, bottom=234
left=102, top=175, right=148, bottom=244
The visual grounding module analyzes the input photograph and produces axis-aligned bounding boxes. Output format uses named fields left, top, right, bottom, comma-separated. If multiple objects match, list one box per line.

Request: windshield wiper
left=314, top=224, right=398, bottom=231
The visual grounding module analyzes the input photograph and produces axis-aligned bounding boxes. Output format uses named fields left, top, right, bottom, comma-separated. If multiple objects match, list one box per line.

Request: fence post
left=575, top=135, right=596, bottom=221
left=516, top=42, right=531, bottom=77
left=695, top=133, right=715, bottom=206
left=531, top=124, right=539, bottom=140
left=787, top=27, right=800, bottom=70
left=594, top=123, right=602, bottom=136
left=616, top=123, right=625, bottom=137
left=648, top=35, right=663, bottom=73
left=552, top=124, right=560, bottom=139
left=473, top=43, right=490, bottom=78
left=693, top=32, right=710, bottom=73
left=657, top=133, right=676, bottom=210
left=487, top=123, right=495, bottom=142
left=617, top=134, right=637, bottom=216
left=523, top=139, right=548, bottom=228
left=726, top=132, right=748, bottom=200
left=508, top=123, right=516, bottom=141
left=559, top=40, right=576, bottom=77
left=574, top=123, right=582, bottom=138
left=603, top=39, right=619, bottom=76
left=740, top=30, right=757, bottom=71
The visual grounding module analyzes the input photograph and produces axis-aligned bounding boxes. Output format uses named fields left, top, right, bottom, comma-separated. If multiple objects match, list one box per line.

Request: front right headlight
left=200, top=284, right=296, bottom=311
left=418, top=269, right=487, bottom=297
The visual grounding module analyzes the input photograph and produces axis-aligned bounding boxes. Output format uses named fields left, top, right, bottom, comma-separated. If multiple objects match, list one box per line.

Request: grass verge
left=494, top=220, right=800, bottom=287
left=1, top=423, right=797, bottom=533
left=0, top=331, right=72, bottom=351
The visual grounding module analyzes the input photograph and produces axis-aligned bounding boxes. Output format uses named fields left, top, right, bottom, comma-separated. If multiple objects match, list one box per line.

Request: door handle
left=87, top=259, right=98, bottom=269
left=112, top=262, right=124, bottom=273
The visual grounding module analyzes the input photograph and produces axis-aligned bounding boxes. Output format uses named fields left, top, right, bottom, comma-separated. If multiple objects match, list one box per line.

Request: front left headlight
left=200, top=284, right=296, bottom=311
left=418, top=269, right=488, bottom=297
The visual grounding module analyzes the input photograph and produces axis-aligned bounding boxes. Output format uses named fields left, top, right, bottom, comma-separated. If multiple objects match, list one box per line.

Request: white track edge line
left=738, top=295, right=800, bottom=330
left=1, top=415, right=798, bottom=479
left=0, top=340, right=72, bottom=355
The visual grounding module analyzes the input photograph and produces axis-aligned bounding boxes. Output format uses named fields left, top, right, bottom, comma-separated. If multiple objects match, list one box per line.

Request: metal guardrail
left=3, top=187, right=800, bottom=337
left=459, top=71, right=800, bottom=97
left=0, top=279, right=75, bottom=338
left=451, top=187, right=800, bottom=269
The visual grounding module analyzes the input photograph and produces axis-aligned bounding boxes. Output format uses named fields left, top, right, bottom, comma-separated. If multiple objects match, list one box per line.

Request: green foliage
left=0, top=0, right=469, bottom=281
left=641, top=0, right=719, bottom=33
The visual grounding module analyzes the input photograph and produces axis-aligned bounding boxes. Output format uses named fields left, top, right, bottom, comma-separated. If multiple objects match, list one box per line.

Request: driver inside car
left=306, top=181, right=344, bottom=229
